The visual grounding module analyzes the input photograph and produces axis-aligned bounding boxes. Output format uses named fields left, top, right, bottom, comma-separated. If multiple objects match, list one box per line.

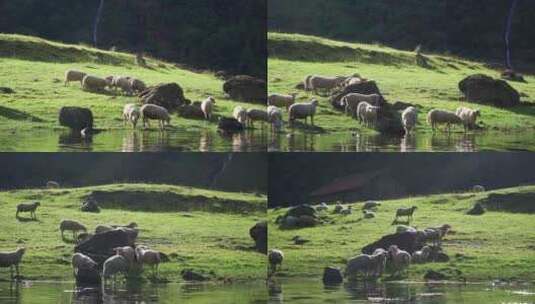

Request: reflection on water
left=268, top=279, right=535, bottom=304
left=0, top=281, right=267, bottom=304
left=269, top=130, right=535, bottom=152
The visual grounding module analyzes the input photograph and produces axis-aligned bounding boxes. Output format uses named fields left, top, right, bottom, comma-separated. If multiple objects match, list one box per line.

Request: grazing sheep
left=268, top=93, right=297, bottom=110
left=267, top=105, right=283, bottom=131
left=395, top=206, right=418, bottom=222
left=123, top=103, right=140, bottom=128
left=140, top=104, right=171, bottom=130
left=288, top=99, right=319, bottom=126
left=246, top=108, right=269, bottom=128
left=60, top=220, right=87, bottom=239
left=456, top=107, right=481, bottom=131
left=388, top=245, right=411, bottom=276
left=16, top=201, right=40, bottom=219
left=422, top=224, right=451, bottom=246
left=233, top=106, right=248, bottom=124
left=110, top=76, right=133, bottom=95
left=363, top=105, right=380, bottom=128
left=316, top=202, right=329, bottom=212
left=341, top=205, right=353, bottom=215
left=46, top=181, right=60, bottom=189
left=472, top=185, right=485, bottom=192
left=401, top=106, right=418, bottom=135
left=201, top=96, right=216, bottom=120
left=82, top=75, right=109, bottom=92
left=362, top=201, right=381, bottom=210
left=72, top=253, right=98, bottom=276
left=308, top=75, right=346, bottom=93
left=102, top=255, right=129, bottom=285
left=371, top=248, right=388, bottom=277
left=113, top=246, right=136, bottom=268
left=363, top=210, right=376, bottom=219
left=333, top=203, right=343, bottom=214
left=95, top=225, right=113, bottom=234
left=0, top=248, right=25, bottom=280
left=411, top=246, right=432, bottom=264
left=129, top=78, right=146, bottom=93
left=396, top=225, right=417, bottom=234
left=345, top=254, right=373, bottom=279
left=341, top=93, right=382, bottom=118
left=135, top=246, right=161, bottom=276
left=303, top=75, right=313, bottom=91
left=268, top=249, right=284, bottom=275
left=64, top=69, right=87, bottom=86
left=426, top=109, right=463, bottom=132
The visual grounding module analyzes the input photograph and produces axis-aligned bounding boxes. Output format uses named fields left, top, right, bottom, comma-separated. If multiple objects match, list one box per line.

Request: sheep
left=363, top=105, right=380, bottom=128
left=363, top=210, right=376, bottom=219
left=456, top=107, right=481, bottom=131
left=371, top=248, right=388, bottom=277
left=59, top=219, right=87, bottom=240
left=411, top=246, right=432, bottom=264
left=64, top=69, right=87, bottom=86
left=396, top=225, right=417, bottom=234
left=426, top=109, right=463, bottom=132
left=16, top=201, right=40, bottom=219
left=113, top=246, right=136, bottom=268
left=345, top=254, right=373, bottom=279
left=388, top=245, right=411, bottom=276
left=395, top=206, right=418, bottom=222
left=129, top=78, right=146, bottom=93
left=472, top=185, right=485, bottom=192
left=268, top=93, right=297, bottom=110
left=140, top=104, right=171, bottom=130
left=267, top=105, right=283, bottom=132
left=246, top=108, right=269, bottom=128
left=401, top=106, right=418, bottom=135
left=308, top=75, right=346, bottom=93
left=341, top=93, right=382, bottom=118
left=109, top=76, right=133, bottom=95
left=102, top=255, right=129, bottom=285
left=422, top=224, right=452, bottom=246
left=233, top=106, right=248, bottom=124
left=135, top=246, right=161, bottom=276
left=362, top=201, right=381, bottom=210
left=333, top=203, right=343, bottom=214
left=340, top=205, right=352, bottom=215
left=82, top=75, right=109, bottom=92
left=0, top=248, right=25, bottom=280
left=200, top=96, right=216, bottom=120
left=46, top=181, right=60, bottom=189
left=123, top=103, right=140, bottom=128
left=268, top=249, right=284, bottom=275
left=95, top=225, right=114, bottom=234
left=288, top=99, right=319, bottom=126
left=303, top=75, right=313, bottom=91
left=72, top=253, right=98, bottom=276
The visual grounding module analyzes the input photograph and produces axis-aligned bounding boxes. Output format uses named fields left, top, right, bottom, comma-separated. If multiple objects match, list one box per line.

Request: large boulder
left=329, top=81, right=383, bottom=110
left=362, top=232, right=421, bottom=255
left=249, top=221, right=267, bottom=254
left=176, top=104, right=205, bottom=119
left=285, top=204, right=317, bottom=218
left=322, top=266, right=343, bottom=285
left=467, top=202, right=485, bottom=215
left=458, top=74, right=520, bottom=107
left=75, top=267, right=101, bottom=285
left=74, top=230, right=132, bottom=265
left=139, top=83, right=189, bottom=111
left=223, top=75, right=266, bottom=103
left=59, top=107, right=93, bottom=131
left=217, top=117, right=244, bottom=132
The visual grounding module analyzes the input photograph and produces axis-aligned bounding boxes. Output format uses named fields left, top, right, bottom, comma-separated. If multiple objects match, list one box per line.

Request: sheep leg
left=311, top=115, right=314, bottom=126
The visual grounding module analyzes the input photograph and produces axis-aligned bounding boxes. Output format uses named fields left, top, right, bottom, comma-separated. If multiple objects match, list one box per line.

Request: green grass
left=268, top=184, right=535, bottom=282
left=268, top=32, right=535, bottom=135
left=0, top=183, right=266, bottom=282
left=0, top=34, right=265, bottom=133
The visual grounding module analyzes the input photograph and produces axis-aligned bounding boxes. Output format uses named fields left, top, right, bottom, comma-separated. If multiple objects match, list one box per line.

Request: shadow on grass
left=0, top=105, right=44, bottom=122
left=15, top=216, right=40, bottom=223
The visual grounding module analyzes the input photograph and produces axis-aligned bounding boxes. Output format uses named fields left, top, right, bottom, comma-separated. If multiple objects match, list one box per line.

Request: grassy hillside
left=268, top=32, right=535, bottom=135
left=0, top=34, right=265, bottom=133
left=268, top=184, right=535, bottom=282
left=0, top=183, right=266, bottom=282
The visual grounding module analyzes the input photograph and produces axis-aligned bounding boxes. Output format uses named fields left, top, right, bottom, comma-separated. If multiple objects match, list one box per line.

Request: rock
left=139, top=83, right=189, bottom=111
left=292, top=236, right=310, bottom=245
left=415, top=53, right=430, bottom=68
left=0, top=87, right=15, bottom=94
left=75, top=267, right=101, bottom=285
left=223, top=75, right=266, bottom=103
left=59, top=107, right=94, bottom=131
left=176, top=104, right=205, bottom=119
left=81, top=197, right=100, bottom=213
left=392, top=101, right=417, bottom=111
left=215, top=70, right=231, bottom=80
left=322, top=267, right=343, bottom=285
left=374, top=103, right=405, bottom=136
left=501, top=69, right=525, bottom=82
left=285, top=204, right=317, bottom=218
left=297, top=215, right=318, bottom=227
left=281, top=216, right=298, bottom=228
left=458, top=74, right=520, bottom=107
left=74, top=230, right=132, bottom=265
left=329, top=81, right=383, bottom=110
left=434, top=252, right=450, bottom=262
left=424, top=270, right=449, bottom=281
left=181, top=269, right=209, bottom=281
left=362, top=232, right=421, bottom=255
left=217, top=117, right=244, bottom=132
left=249, top=221, right=267, bottom=254
left=467, top=202, right=485, bottom=215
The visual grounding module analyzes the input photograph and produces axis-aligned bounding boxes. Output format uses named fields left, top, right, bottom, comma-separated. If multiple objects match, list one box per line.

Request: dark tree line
left=0, top=0, right=266, bottom=76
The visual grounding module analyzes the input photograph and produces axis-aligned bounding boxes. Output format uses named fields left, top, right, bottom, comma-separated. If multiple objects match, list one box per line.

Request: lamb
left=411, top=246, right=432, bottom=264
left=135, top=246, right=161, bottom=276
left=246, top=108, right=269, bottom=128
left=82, top=75, right=109, bottom=92
left=233, top=106, right=248, bottom=124
left=64, top=69, right=87, bottom=86
left=395, top=206, right=418, bottom=222
left=59, top=219, right=87, bottom=240
left=16, top=201, right=41, bottom=219
left=401, top=106, right=418, bottom=135
left=340, top=93, right=383, bottom=118
left=46, top=181, right=60, bottom=189
left=426, top=109, right=463, bottom=132
left=129, top=78, right=146, bottom=93
left=72, top=253, right=98, bottom=276
left=0, top=248, right=25, bottom=280
left=140, top=104, right=171, bottom=130
left=102, top=255, right=129, bottom=285
left=268, top=249, right=284, bottom=275
left=95, top=225, right=114, bottom=234
left=123, top=103, right=140, bottom=128
left=201, top=96, right=216, bottom=120
left=267, top=105, right=283, bottom=131
left=388, top=245, right=411, bottom=276
left=362, top=201, right=381, bottom=210
left=456, top=107, right=481, bottom=131
left=472, top=185, right=485, bottom=192
left=308, top=75, right=346, bottom=93
left=268, top=93, right=297, bottom=110
left=288, top=99, right=319, bottom=126
left=113, top=246, right=136, bottom=268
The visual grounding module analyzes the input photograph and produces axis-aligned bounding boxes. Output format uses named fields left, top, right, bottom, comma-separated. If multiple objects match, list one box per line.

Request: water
left=0, top=281, right=267, bottom=304
left=0, top=129, right=268, bottom=152
left=269, top=130, right=535, bottom=152
left=268, top=279, right=535, bottom=303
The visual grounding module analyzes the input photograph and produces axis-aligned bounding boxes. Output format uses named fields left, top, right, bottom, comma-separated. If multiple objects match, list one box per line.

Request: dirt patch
left=477, top=192, right=535, bottom=213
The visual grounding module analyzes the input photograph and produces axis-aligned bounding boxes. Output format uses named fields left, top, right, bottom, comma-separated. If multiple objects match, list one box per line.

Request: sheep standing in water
left=0, top=248, right=25, bottom=280
left=288, top=99, right=319, bottom=127
left=267, top=106, right=283, bottom=132
left=114, top=246, right=136, bottom=269
left=102, top=255, right=129, bottom=286
left=268, top=93, right=297, bottom=110
left=233, top=106, right=248, bottom=124
left=246, top=108, right=269, bottom=128
left=341, top=93, right=382, bottom=118
left=388, top=245, right=411, bottom=276
left=123, top=104, right=140, bottom=128
left=268, top=249, right=284, bottom=276
left=401, top=106, right=418, bottom=135
left=201, top=96, right=216, bottom=120
left=345, top=254, right=372, bottom=279
left=140, top=104, right=171, bottom=130
left=426, top=109, right=463, bottom=132
left=395, top=206, right=418, bottom=222
left=371, top=248, right=388, bottom=277
left=456, top=107, right=481, bottom=131
left=16, top=201, right=41, bottom=219
left=64, top=69, right=87, bottom=87
left=135, top=246, right=161, bottom=276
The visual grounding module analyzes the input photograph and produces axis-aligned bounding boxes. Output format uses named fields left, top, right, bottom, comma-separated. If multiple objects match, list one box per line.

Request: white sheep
left=129, top=78, right=146, bottom=93
left=267, top=105, right=283, bottom=132
left=113, top=246, right=136, bottom=268
left=72, top=253, right=98, bottom=276
left=0, top=248, right=25, bottom=279
left=140, top=104, right=171, bottom=130
left=288, top=99, right=319, bottom=126
left=46, top=181, right=60, bottom=189
left=268, top=249, right=284, bottom=275
left=308, top=75, right=346, bottom=93
left=109, top=76, right=133, bottom=95
left=395, top=206, right=418, bottom=222
left=341, top=93, right=382, bottom=118
left=135, top=246, right=161, bottom=276
left=82, top=75, right=109, bottom=92
left=201, top=96, right=216, bottom=120
left=246, top=108, right=269, bottom=128
left=411, top=246, right=432, bottom=264
left=388, top=245, right=411, bottom=276
left=426, top=109, right=463, bottom=132
left=64, top=69, right=87, bottom=87
left=60, top=220, right=87, bottom=240
left=362, top=105, right=380, bottom=128
left=371, top=248, right=388, bottom=277
left=472, top=185, right=485, bottom=192
left=122, top=103, right=140, bottom=129
left=102, top=255, right=129, bottom=286
left=16, top=201, right=40, bottom=219
left=233, top=106, right=248, bottom=124
left=268, top=93, right=297, bottom=110
left=356, top=101, right=372, bottom=124
left=401, top=106, right=418, bottom=135
left=456, top=107, right=481, bottom=131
